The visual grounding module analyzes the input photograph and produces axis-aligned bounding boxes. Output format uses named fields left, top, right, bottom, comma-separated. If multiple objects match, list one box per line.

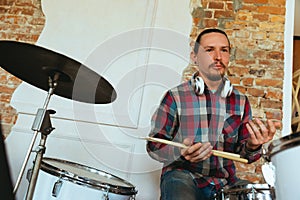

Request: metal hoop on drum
left=31, top=157, right=137, bottom=200
left=266, top=131, right=300, bottom=200
left=218, top=183, right=275, bottom=200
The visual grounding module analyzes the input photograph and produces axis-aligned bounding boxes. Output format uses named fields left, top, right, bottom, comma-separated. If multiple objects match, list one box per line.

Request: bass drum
left=32, top=157, right=137, bottom=200
left=267, top=131, right=300, bottom=200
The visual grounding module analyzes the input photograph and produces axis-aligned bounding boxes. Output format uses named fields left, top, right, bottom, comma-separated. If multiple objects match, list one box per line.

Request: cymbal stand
left=13, top=73, right=60, bottom=200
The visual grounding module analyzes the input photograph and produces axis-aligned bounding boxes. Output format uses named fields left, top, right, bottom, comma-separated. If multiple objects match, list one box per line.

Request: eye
left=205, top=48, right=213, bottom=52
left=221, top=48, right=230, bottom=52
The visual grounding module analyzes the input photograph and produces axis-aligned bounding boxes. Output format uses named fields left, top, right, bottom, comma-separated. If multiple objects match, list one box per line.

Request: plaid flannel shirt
left=147, top=78, right=262, bottom=190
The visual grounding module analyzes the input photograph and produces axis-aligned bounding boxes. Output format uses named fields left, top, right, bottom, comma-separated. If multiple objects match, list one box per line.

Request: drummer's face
left=192, top=32, right=230, bottom=81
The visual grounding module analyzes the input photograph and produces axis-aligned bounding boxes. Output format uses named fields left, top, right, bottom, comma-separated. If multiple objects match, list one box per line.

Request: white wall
left=5, top=1, right=192, bottom=199
left=282, top=0, right=295, bottom=136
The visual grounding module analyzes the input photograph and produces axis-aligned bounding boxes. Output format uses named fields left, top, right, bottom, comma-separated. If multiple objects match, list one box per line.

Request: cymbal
left=0, top=40, right=116, bottom=104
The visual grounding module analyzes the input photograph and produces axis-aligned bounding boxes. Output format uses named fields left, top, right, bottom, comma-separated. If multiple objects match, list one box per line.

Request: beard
left=200, top=62, right=226, bottom=81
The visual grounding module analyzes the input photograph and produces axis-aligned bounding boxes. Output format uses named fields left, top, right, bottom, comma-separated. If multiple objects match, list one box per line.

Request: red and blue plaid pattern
left=147, top=78, right=262, bottom=190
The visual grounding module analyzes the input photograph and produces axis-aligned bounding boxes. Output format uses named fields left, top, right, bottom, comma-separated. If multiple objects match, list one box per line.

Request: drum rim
left=223, top=183, right=275, bottom=194
left=267, top=131, right=300, bottom=158
left=40, top=157, right=137, bottom=195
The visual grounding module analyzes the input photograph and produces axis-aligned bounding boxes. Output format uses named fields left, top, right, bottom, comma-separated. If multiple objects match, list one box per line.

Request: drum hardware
left=101, top=185, right=112, bottom=200
left=32, top=157, right=137, bottom=200
left=0, top=41, right=117, bottom=199
left=17, top=83, right=57, bottom=200
left=219, top=189, right=224, bottom=200
left=220, top=184, right=275, bottom=200
left=261, top=146, right=276, bottom=188
left=52, top=179, right=63, bottom=197
left=216, top=188, right=225, bottom=200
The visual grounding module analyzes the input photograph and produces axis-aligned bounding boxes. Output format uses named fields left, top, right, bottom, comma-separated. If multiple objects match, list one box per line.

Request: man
left=146, top=28, right=279, bottom=200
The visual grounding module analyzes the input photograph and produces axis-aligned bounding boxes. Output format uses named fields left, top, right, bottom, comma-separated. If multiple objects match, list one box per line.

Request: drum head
left=268, top=131, right=300, bottom=158
left=40, top=157, right=137, bottom=195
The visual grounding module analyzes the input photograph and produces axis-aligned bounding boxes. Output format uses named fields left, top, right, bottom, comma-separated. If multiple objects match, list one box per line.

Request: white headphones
left=193, top=72, right=233, bottom=98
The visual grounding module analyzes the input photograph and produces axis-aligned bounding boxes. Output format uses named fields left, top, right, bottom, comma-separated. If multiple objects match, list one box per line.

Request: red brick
left=269, top=0, right=286, bottom=6
left=0, top=0, right=14, bottom=6
left=248, top=96, right=259, bottom=108
left=244, top=0, right=268, bottom=3
left=241, top=5, right=258, bottom=12
left=208, top=2, right=224, bottom=10
left=242, top=77, right=254, bottom=86
left=226, top=2, right=233, bottom=11
left=267, top=51, right=284, bottom=60
left=253, top=14, right=269, bottom=21
left=260, top=99, right=282, bottom=109
left=203, top=19, right=218, bottom=28
left=247, top=88, right=265, bottom=97
left=265, top=89, right=283, bottom=100
left=205, top=10, right=213, bottom=18
left=266, top=111, right=282, bottom=120
left=253, top=50, right=267, bottom=58
left=257, top=6, right=286, bottom=15
left=234, top=85, right=247, bottom=94
left=0, top=85, right=15, bottom=94
left=228, top=66, right=249, bottom=77
left=228, top=76, right=240, bottom=85
left=214, top=10, right=234, bottom=18
left=255, top=78, right=283, bottom=88
left=235, top=59, right=256, bottom=66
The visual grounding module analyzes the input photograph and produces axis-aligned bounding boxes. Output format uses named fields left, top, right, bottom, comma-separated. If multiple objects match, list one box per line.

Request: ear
left=190, top=51, right=197, bottom=64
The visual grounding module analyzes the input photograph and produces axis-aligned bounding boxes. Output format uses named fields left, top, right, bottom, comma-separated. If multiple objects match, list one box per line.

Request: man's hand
left=180, top=138, right=213, bottom=162
left=246, top=118, right=281, bottom=150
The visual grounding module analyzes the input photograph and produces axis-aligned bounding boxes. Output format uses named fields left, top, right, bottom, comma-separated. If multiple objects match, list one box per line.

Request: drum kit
left=0, top=40, right=137, bottom=200
left=1, top=40, right=300, bottom=200
left=213, top=131, right=300, bottom=200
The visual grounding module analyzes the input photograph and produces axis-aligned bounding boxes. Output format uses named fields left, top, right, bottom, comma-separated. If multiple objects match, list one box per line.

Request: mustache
left=208, top=62, right=226, bottom=68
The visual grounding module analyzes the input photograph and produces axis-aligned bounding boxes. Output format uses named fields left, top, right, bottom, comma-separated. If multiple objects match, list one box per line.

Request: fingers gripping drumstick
left=143, top=137, right=248, bottom=164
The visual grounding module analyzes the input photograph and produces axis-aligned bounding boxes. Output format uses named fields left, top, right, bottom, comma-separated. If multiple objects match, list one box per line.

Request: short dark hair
left=193, top=28, right=230, bottom=54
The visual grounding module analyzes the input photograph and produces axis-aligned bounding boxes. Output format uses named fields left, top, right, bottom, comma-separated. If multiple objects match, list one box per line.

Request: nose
left=213, top=50, right=222, bottom=61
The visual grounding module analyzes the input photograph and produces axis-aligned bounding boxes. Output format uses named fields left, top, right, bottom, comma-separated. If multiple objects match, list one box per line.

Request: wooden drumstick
left=142, top=137, right=248, bottom=164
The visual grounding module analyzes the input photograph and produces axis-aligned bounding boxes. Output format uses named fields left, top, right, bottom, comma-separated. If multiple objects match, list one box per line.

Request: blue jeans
left=160, top=170, right=217, bottom=200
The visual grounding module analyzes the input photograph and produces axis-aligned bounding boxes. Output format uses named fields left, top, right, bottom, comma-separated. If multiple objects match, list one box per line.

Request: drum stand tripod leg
left=25, top=109, right=55, bottom=200
left=13, top=75, right=58, bottom=199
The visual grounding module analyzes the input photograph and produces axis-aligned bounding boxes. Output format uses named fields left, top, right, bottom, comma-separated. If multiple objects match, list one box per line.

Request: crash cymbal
left=0, top=40, right=116, bottom=104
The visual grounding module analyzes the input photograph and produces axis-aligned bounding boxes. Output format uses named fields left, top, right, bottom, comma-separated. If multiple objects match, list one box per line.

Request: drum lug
left=221, top=189, right=225, bottom=200
left=251, top=185, right=255, bottom=197
left=26, top=168, right=33, bottom=182
left=102, top=187, right=110, bottom=200
left=52, top=179, right=63, bottom=197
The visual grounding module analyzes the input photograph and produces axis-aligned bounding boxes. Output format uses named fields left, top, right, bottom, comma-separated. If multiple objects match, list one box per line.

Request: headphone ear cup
left=221, top=79, right=233, bottom=98
left=194, top=76, right=205, bottom=95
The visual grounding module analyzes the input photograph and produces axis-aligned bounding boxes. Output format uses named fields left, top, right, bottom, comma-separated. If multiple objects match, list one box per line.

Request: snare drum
left=267, top=131, right=300, bottom=200
left=220, top=184, right=275, bottom=200
left=32, top=157, right=137, bottom=200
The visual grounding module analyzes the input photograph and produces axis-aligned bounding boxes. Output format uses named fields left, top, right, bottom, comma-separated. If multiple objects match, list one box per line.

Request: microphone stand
left=13, top=73, right=59, bottom=199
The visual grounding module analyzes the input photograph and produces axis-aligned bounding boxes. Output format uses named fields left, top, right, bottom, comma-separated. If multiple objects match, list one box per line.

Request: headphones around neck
left=193, top=73, right=233, bottom=98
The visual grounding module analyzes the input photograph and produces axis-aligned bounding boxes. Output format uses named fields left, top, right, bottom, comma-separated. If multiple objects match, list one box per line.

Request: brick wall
left=0, top=0, right=45, bottom=137
left=0, top=0, right=285, bottom=184
left=188, top=0, right=284, bottom=183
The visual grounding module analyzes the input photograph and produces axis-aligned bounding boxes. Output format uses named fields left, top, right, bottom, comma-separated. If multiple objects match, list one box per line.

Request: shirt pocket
left=222, top=113, right=242, bottom=144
